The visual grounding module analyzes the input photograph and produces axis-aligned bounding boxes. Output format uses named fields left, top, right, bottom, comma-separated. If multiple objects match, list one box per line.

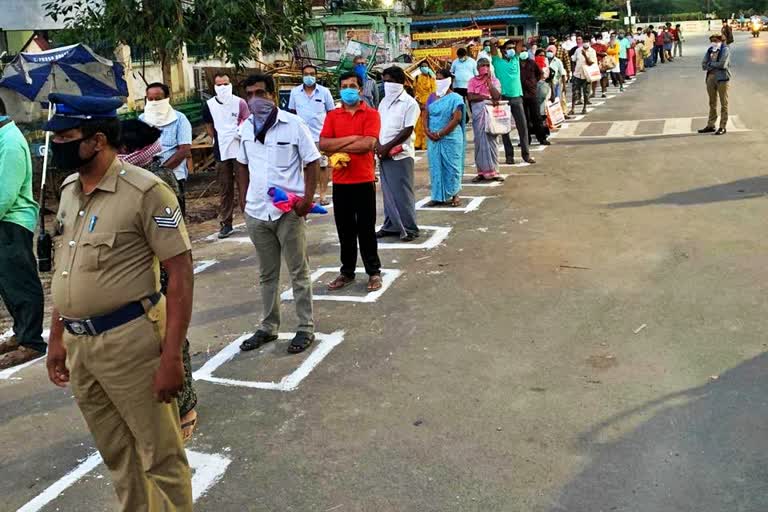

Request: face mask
left=570, top=36, right=577, bottom=42
left=478, top=66, right=490, bottom=76
left=303, top=75, right=316, bottom=87
left=583, top=43, right=591, bottom=49
left=546, top=51, right=554, bottom=59
left=354, top=63, right=367, bottom=80
left=460, top=56, right=467, bottom=62
left=51, top=138, right=97, bottom=171
left=483, top=46, right=490, bottom=53
left=519, top=51, right=529, bottom=60
left=340, top=88, right=360, bottom=105
left=247, top=96, right=275, bottom=133
left=506, top=49, right=515, bottom=58
left=436, top=78, right=451, bottom=97
left=384, top=82, right=403, bottom=97
left=143, top=98, right=176, bottom=126
left=215, top=84, right=233, bottom=100
left=590, top=38, right=596, bottom=44
left=710, top=42, right=720, bottom=50
left=0, top=115, right=8, bottom=122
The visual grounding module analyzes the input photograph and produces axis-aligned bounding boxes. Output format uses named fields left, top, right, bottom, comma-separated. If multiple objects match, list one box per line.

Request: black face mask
left=51, top=137, right=98, bottom=171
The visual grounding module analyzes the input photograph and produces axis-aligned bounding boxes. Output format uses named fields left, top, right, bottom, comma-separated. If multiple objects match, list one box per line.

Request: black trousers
left=523, top=96, right=548, bottom=143
left=0, top=221, right=46, bottom=352
left=332, top=182, right=381, bottom=278
left=177, top=178, right=187, bottom=218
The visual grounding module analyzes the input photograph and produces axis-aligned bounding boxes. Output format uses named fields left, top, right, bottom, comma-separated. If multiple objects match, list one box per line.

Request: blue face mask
left=0, top=116, right=8, bottom=123
left=354, top=63, right=367, bottom=80
left=519, top=51, right=529, bottom=60
left=419, top=66, right=430, bottom=75
left=303, top=75, right=316, bottom=87
left=546, top=51, right=554, bottom=59
left=340, top=88, right=360, bottom=105
left=506, top=49, right=516, bottom=58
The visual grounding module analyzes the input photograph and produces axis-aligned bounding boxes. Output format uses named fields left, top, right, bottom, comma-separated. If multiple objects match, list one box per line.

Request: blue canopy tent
left=0, top=43, right=128, bottom=101
left=0, top=44, right=128, bottom=266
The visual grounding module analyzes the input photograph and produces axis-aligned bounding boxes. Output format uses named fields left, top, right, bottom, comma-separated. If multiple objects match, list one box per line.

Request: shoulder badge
left=153, top=206, right=182, bottom=229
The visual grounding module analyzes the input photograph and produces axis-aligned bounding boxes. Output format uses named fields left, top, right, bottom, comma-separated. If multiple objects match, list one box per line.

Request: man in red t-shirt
left=320, top=71, right=383, bottom=292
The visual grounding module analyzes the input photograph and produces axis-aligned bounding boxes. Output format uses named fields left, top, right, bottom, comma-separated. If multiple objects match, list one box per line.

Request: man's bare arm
left=163, top=144, right=192, bottom=171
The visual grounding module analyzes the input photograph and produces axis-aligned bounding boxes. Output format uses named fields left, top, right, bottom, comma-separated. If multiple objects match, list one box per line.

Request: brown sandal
left=180, top=409, right=198, bottom=444
left=424, top=200, right=443, bottom=207
left=448, top=196, right=462, bottom=207
left=367, top=275, right=383, bottom=292
left=328, top=274, right=355, bottom=291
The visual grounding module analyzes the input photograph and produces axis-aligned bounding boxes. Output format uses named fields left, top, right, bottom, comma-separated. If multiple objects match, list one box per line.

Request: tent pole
left=40, top=101, right=53, bottom=194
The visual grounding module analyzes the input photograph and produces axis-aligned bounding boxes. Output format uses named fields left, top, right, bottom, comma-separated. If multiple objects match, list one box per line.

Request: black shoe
left=218, top=223, right=234, bottom=239
left=240, top=331, right=278, bottom=352
left=539, top=139, right=551, bottom=146
left=523, top=155, right=536, bottom=164
left=698, top=126, right=716, bottom=134
left=287, top=331, right=315, bottom=354
left=376, top=230, right=397, bottom=239
left=714, top=128, right=727, bottom=135
left=505, top=158, right=515, bottom=165
left=400, top=233, right=419, bottom=242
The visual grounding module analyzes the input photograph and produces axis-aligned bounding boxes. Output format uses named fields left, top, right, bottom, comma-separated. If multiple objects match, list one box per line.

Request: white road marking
left=463, top=175, right=509, bottom=188
left=281, top=268, right=402, bottom=303
left=17, top=450, right=231, bottom=511
left=662, top=118, right=692, bottom=135
left=415, top=196, right=487, bottom=213
left=606, top=120, right=640, bottom=137
left=193, top=260, right=218, bottom=274
left=377, top=226, right=452, bottom=250
left=193, top=331, right=345, bottom=391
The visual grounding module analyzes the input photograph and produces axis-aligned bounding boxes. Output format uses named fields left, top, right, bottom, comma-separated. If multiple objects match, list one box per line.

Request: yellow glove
left=329, top=152, right=351, bottom=170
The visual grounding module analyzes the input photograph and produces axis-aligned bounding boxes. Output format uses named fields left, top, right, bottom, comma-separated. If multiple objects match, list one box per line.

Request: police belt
left=63, top=292, right=162, bottom=337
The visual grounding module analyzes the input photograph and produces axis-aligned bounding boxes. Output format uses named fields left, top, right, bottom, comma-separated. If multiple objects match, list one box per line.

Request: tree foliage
left=522, top=0, right=606, bottom=31
left=404, top=0, right=494, bottom=15
left=43, top=0, right=311, bottom=80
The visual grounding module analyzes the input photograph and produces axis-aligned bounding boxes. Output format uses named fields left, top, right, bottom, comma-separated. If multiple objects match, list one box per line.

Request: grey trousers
left=380, top=157, right=419, bottom=237
left=500, top=96, right=530, bottom=161
left=245, top=211, right=314, bottom=334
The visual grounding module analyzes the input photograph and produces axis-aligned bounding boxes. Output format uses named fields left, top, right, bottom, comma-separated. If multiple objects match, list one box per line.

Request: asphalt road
left=2, top=32, right=768, bottom=512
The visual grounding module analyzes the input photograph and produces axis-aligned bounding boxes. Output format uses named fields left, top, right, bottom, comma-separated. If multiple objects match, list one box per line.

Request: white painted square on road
left=281, top=267, right=402, bottom=303
left=377, top=225, right=452, bottom=250
left=18, top=449, right=232, bottom=512
left=463, top=175, right=509, bottom=188
left=415, top=196, right=488, bottom=213
left=193, top=331, right=345, bottom=391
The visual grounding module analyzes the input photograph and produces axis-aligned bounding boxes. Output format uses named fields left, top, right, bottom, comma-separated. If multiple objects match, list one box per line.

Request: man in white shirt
left=375, top=66, right=421, bottom=242
left=476, top=40, right=496, bottom=77
left=235, top=74, right=321, bottom=355
left=570, top=37, right=596, bottom=116
left=203, top=72, right=249, bottom=238
left=288, top=64, right=335, bottom=206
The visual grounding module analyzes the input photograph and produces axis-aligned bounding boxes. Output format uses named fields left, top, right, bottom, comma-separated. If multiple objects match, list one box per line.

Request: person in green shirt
left=0, top=97, right=47, bottom=368
left=489, top=38, right=536, bottom=165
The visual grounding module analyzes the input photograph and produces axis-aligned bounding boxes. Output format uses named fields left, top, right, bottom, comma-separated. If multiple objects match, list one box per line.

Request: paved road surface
left=3, top=33, right=768, bottom=511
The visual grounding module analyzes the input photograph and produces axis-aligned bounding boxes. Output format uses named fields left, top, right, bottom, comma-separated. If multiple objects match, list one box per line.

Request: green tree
left=522, top=0, right=606, bottom=31
left=43, top=0, right=310, bottom=85
left=404, top=0, right=494, bottom=15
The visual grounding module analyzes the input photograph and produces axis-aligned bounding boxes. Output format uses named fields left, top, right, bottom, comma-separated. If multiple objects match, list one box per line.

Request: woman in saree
left=423, top=68, right=466, bottom=207
left=118, top=119, right=199, bottom=443
left=467, top=58, right=504, bottom=183
left=413, top=65, right=436, bottom=150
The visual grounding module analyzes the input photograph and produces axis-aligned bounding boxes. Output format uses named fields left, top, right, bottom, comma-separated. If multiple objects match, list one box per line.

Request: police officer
left=44, top=94, right=194, bottom=511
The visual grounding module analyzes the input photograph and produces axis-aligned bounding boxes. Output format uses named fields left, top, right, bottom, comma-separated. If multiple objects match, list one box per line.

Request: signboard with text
left=411, top=29, right=483, bottom=41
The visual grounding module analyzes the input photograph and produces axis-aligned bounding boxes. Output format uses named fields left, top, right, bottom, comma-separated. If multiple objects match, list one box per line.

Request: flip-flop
left=180, top=410, right=198, bottom=444
left=367, top=275, right=383, bottom=292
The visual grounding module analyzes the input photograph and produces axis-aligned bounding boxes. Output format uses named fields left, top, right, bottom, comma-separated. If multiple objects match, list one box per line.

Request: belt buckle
left=69, top=319, right=97, bottom=336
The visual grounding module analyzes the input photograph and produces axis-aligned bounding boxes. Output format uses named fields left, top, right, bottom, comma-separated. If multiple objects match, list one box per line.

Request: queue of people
left=0, top=26, right=737, bottom=509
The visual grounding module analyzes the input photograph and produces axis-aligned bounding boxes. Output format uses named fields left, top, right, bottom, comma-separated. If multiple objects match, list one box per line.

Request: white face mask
left=710, top=42, right=720, bottom=50
left=436, top=78, right=451, bottom=97
left=384, top=82, right=404, bottom=98
left=143, top=98, right=177, bottom=127
left=215, top=84, right=233, bottom=100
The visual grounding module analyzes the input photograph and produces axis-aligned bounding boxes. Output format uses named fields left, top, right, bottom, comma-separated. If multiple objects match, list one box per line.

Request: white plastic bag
left=485, top=102, right=512, bottom=135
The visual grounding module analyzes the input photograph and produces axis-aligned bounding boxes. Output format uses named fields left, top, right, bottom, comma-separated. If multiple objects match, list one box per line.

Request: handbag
left=484, top=102, right=512, bottom=135
left=583, top=62, right=602, bottom=83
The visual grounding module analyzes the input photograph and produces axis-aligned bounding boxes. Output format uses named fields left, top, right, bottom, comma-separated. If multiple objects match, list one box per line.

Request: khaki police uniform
left=52, top=157, right=193, bottom=511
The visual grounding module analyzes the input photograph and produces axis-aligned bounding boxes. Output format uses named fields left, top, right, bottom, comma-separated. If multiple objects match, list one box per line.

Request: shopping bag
left=546, top=100, right=565, bottom=129
left=485, top=102, right=512, bottom=135
left=583, top=63, right=602, bottom=83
